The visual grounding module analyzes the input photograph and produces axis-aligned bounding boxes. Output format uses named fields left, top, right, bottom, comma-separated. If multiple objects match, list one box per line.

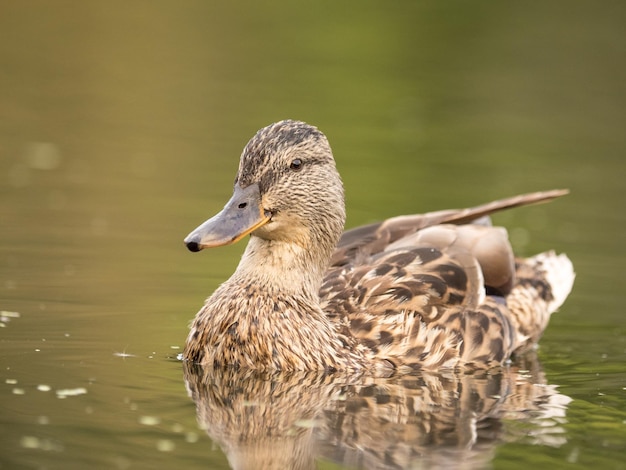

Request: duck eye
left=289, top=158, right=303, bottom=171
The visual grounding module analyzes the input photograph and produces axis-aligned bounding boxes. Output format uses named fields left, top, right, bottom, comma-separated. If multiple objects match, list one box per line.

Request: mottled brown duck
left=183, top=120, right=574, bottom=373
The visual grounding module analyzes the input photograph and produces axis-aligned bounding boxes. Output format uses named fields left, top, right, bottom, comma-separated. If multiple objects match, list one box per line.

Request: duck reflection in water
left=183, top=355, right=570, bottom=470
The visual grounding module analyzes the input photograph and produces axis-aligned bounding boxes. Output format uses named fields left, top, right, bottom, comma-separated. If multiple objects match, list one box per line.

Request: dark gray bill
left=184, top=183, right=270, bottom=252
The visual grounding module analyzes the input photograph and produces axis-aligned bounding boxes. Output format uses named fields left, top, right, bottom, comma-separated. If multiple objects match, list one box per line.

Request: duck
left=183, top=119, right=574, bottom=373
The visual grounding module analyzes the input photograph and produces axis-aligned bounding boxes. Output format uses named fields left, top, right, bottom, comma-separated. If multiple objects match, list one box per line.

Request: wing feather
left=321, top=190, right=569, bottom=370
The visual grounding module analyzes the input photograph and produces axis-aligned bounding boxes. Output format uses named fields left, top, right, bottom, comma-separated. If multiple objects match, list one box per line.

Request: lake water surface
left=1, top=2, right=625, bottom=469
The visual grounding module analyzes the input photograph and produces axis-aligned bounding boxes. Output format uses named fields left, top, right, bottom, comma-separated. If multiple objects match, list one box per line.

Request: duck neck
left=233, top=235, right=331, bottom=300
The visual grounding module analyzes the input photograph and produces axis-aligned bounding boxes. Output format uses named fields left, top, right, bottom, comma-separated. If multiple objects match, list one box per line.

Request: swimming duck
left=183, top=120, right=574, bottom=373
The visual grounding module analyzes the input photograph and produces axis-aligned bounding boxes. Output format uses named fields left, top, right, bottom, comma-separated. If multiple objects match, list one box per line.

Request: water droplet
left=56, top=387, right=87, bottom=398
left=24, top=142, right=61, bottom=170
left=156, top=439, right=175, bottom=452
left=21, top=436, right=40, bottom=449
left=139, top=416, right=161, bottom=426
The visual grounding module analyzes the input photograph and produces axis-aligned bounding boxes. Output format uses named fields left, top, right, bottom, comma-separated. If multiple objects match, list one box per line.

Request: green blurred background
left=1, top=1, right=625, bottom=468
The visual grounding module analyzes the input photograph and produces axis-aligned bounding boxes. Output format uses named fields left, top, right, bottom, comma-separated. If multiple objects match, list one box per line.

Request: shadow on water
left=183, top=353, right=570, bottom=470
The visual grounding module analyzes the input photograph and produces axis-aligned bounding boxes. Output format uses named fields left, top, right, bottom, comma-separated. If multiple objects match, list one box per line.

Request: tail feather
left=506, top=251, right=575, bottom=350
left=534, top=251, right=575, bottom=314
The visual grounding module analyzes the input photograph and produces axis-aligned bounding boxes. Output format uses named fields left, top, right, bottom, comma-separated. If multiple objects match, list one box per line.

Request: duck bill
left=184, top=183, right=270, bottom=252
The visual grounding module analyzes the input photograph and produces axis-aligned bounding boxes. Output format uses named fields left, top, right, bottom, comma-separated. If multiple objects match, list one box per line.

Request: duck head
left=184, top=120, right=346, bottom=257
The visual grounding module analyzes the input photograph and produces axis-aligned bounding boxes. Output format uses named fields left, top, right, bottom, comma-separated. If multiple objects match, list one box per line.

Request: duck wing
left=320, top=190, right=571, bottom=371
left=330, top=189, right=567, bottom=268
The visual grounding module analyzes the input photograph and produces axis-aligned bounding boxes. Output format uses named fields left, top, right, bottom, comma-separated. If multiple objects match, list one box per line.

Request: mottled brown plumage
left=183, top=120, right=574, bottom=372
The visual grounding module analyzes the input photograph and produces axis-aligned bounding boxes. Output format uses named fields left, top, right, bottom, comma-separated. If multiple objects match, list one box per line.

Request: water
left=1, top=1, right=625, bottom=469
